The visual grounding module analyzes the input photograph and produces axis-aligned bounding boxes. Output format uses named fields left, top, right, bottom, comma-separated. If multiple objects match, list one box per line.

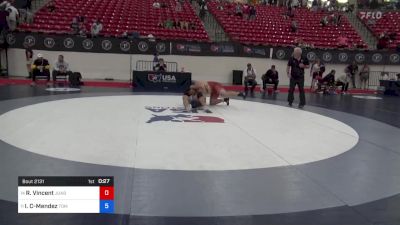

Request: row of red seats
left=18, top=0, right=209, bottom=41
left=208, top=3, right=367, bottom=48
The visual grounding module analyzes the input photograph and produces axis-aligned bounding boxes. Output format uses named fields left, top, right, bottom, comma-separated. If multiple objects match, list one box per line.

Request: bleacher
left=208, top=3, right=367, bottom=49
left=18, top=0, right=209, bottom=41
left=358, top=11, right=400, bottom=49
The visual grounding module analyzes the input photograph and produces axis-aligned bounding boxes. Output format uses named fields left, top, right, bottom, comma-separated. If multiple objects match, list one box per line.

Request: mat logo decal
left=145, top=107, right=224, bottom=123
left=148, top=74, right=176, bottom=83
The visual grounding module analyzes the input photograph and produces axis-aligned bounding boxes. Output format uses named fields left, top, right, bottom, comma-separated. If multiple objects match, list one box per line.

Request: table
left=132, top=71, right=191, bottom=92
left=379, top=80, right=400, bottom=96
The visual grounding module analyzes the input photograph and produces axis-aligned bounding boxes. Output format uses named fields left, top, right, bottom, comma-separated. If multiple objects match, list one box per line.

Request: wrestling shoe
left=224, top=98, right=230, bottom=106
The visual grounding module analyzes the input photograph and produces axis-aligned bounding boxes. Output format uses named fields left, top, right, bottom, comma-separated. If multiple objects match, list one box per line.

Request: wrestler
left=191, top=81, right=244, bottom=105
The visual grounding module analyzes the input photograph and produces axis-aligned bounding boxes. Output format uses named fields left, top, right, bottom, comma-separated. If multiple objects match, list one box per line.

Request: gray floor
left=0, top=85, right=400, bottom=225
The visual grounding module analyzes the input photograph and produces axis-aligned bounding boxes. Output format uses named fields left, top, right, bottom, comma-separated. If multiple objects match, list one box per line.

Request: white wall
left=7, top=48, right=400, bottom=87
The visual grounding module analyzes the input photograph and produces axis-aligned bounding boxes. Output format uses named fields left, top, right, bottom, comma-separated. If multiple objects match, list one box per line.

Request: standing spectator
left=165, top=18, right=173, bottom=29
left=71, top=17, right=79, bottom=34
left=336, top=74, right=350, bottom=94
left=25, top=49, right=33, bottom=79
left=243, top=63, right=257, bottom=97
left=262, top=65, right=279, bottom=93
left=52, top=55, right=72, bottom=84
left=359, top=63, right=370, bottom=90
left=25, top=0, right=32, bottom=10
left=5, top=3, right=18, bottom=31
left=345, top=61, right=358, bottom=88
left=311, top=0, right=318, bottom=11
left=287, top=47, right=309, bottom=108
left=0, top=7, right=8, bottom=33
left=310, top=58, right=321, bottom=91
left=31, top=53, right=51, bottom=86
left=91, top=19, right=103, bottom=37
left=153, top=58, right=167, bottom=72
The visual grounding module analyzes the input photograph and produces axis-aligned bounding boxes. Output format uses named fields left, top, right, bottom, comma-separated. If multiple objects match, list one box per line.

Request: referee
left=287, top=47, right=309, bottom=109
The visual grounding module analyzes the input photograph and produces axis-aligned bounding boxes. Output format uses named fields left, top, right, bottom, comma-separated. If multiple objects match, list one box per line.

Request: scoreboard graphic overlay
left=18, top=176, right=114, bottom=213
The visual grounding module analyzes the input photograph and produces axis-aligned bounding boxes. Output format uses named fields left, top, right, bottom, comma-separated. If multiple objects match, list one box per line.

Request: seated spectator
left=243, top=63, right=257, bottom=97
left=52, top=55, right=72, bottom=85
left=335, top=73, right=350, bottom=94
left=31, top=53, right=51, bottom=86
left=164, top=18, right=173, bottom=29
left=262, top=65, right=279, bottom=93
left=173, top=19, right=181, bottom=29
left=181, top=20, right=189, bottom=30
left=290, top=19, right=298, bottom=32
left=46, top=2, right=56, bottom=12
left=157, top=19, right=164, bottom=28
left=320, top=16, right=328, bottom=27
left=77, top=15, right=85, bottom=23
left=122, top=31, right=128, bottom=38
left=311, top=0, right=318, bottom=11
left=235, top=3, right=243, bottom=18
left=377, top=32, right=390, bottom=50
left=337, top=35, right=349, bottom=48
left=248, top=5, right=256, bottom=20
left=153, top=1, right=161, bottom=8
left=287, top=7, right=295, bottom=18
left=131, top=31, right=140, bottom=39
left=188, top=20, right=196, bottom=30
left=397, top=73, right=400, bottom=81
left=154, top=58, right=167, bottom=72
left=79, top=24, right=88, bottom=37
left=242, top=4, right=250, bottom=19
left=71, top=17, right=79, bottom=34
left=91, top=20, right=103, bottom=37
left=147, top=33, right=156, bottom=42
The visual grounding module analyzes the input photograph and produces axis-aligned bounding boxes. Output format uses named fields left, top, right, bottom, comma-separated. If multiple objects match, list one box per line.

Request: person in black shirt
left=31, top=53, right=51, bottom=86
left=153, top=58, right=167, bottom=72
left=287, top=47, right=309, bottom=108
left=262, top=65, right=279, bottom=92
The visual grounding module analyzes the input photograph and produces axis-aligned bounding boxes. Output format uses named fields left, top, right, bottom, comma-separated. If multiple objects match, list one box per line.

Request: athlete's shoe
left=224, top=98, right=230, bottom=106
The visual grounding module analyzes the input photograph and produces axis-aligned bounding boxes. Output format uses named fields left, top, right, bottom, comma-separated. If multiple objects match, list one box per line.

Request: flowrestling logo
left=145, top=106, right=224, bottom=123
left=148, top=74, right=176, bottom=83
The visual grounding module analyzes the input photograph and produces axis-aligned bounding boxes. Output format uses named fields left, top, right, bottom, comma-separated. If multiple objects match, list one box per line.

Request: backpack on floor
left=69, top=72, right=83, bottom=87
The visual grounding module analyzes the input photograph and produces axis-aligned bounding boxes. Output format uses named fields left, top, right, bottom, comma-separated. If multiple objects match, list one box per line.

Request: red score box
left=100, top=186, right=114, bottom=200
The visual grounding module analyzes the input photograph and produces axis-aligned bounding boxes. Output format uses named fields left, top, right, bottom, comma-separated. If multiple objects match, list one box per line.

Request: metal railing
left=135, top=60, right=178, bottom=72
left=368, top=71, right=399, bottom=87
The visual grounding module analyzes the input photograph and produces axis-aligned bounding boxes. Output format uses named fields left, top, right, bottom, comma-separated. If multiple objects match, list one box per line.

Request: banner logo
left=82, top=39, right=94, bottom=50
left=6, top=33, right=16, bottom=45
left=63, top=38, right=75, bottom=48
left=148, top=74, right=176, bottom=83
left=44, top=37, right=55, bottom=48
left=23, top=35, right=36, bottom=48
left=120, top=41, right=131, bottom=52
left=101, top=40, right=112, bottom=51
left=138, top=41, right=149, bottom=52
left=156, top=42, right=166, bottom=53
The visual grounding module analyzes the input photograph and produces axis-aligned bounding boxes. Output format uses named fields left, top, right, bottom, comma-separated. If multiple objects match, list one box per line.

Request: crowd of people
left=157, top=18, right=197, bottom=30
left=70, top=16, right=103, bottom=37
